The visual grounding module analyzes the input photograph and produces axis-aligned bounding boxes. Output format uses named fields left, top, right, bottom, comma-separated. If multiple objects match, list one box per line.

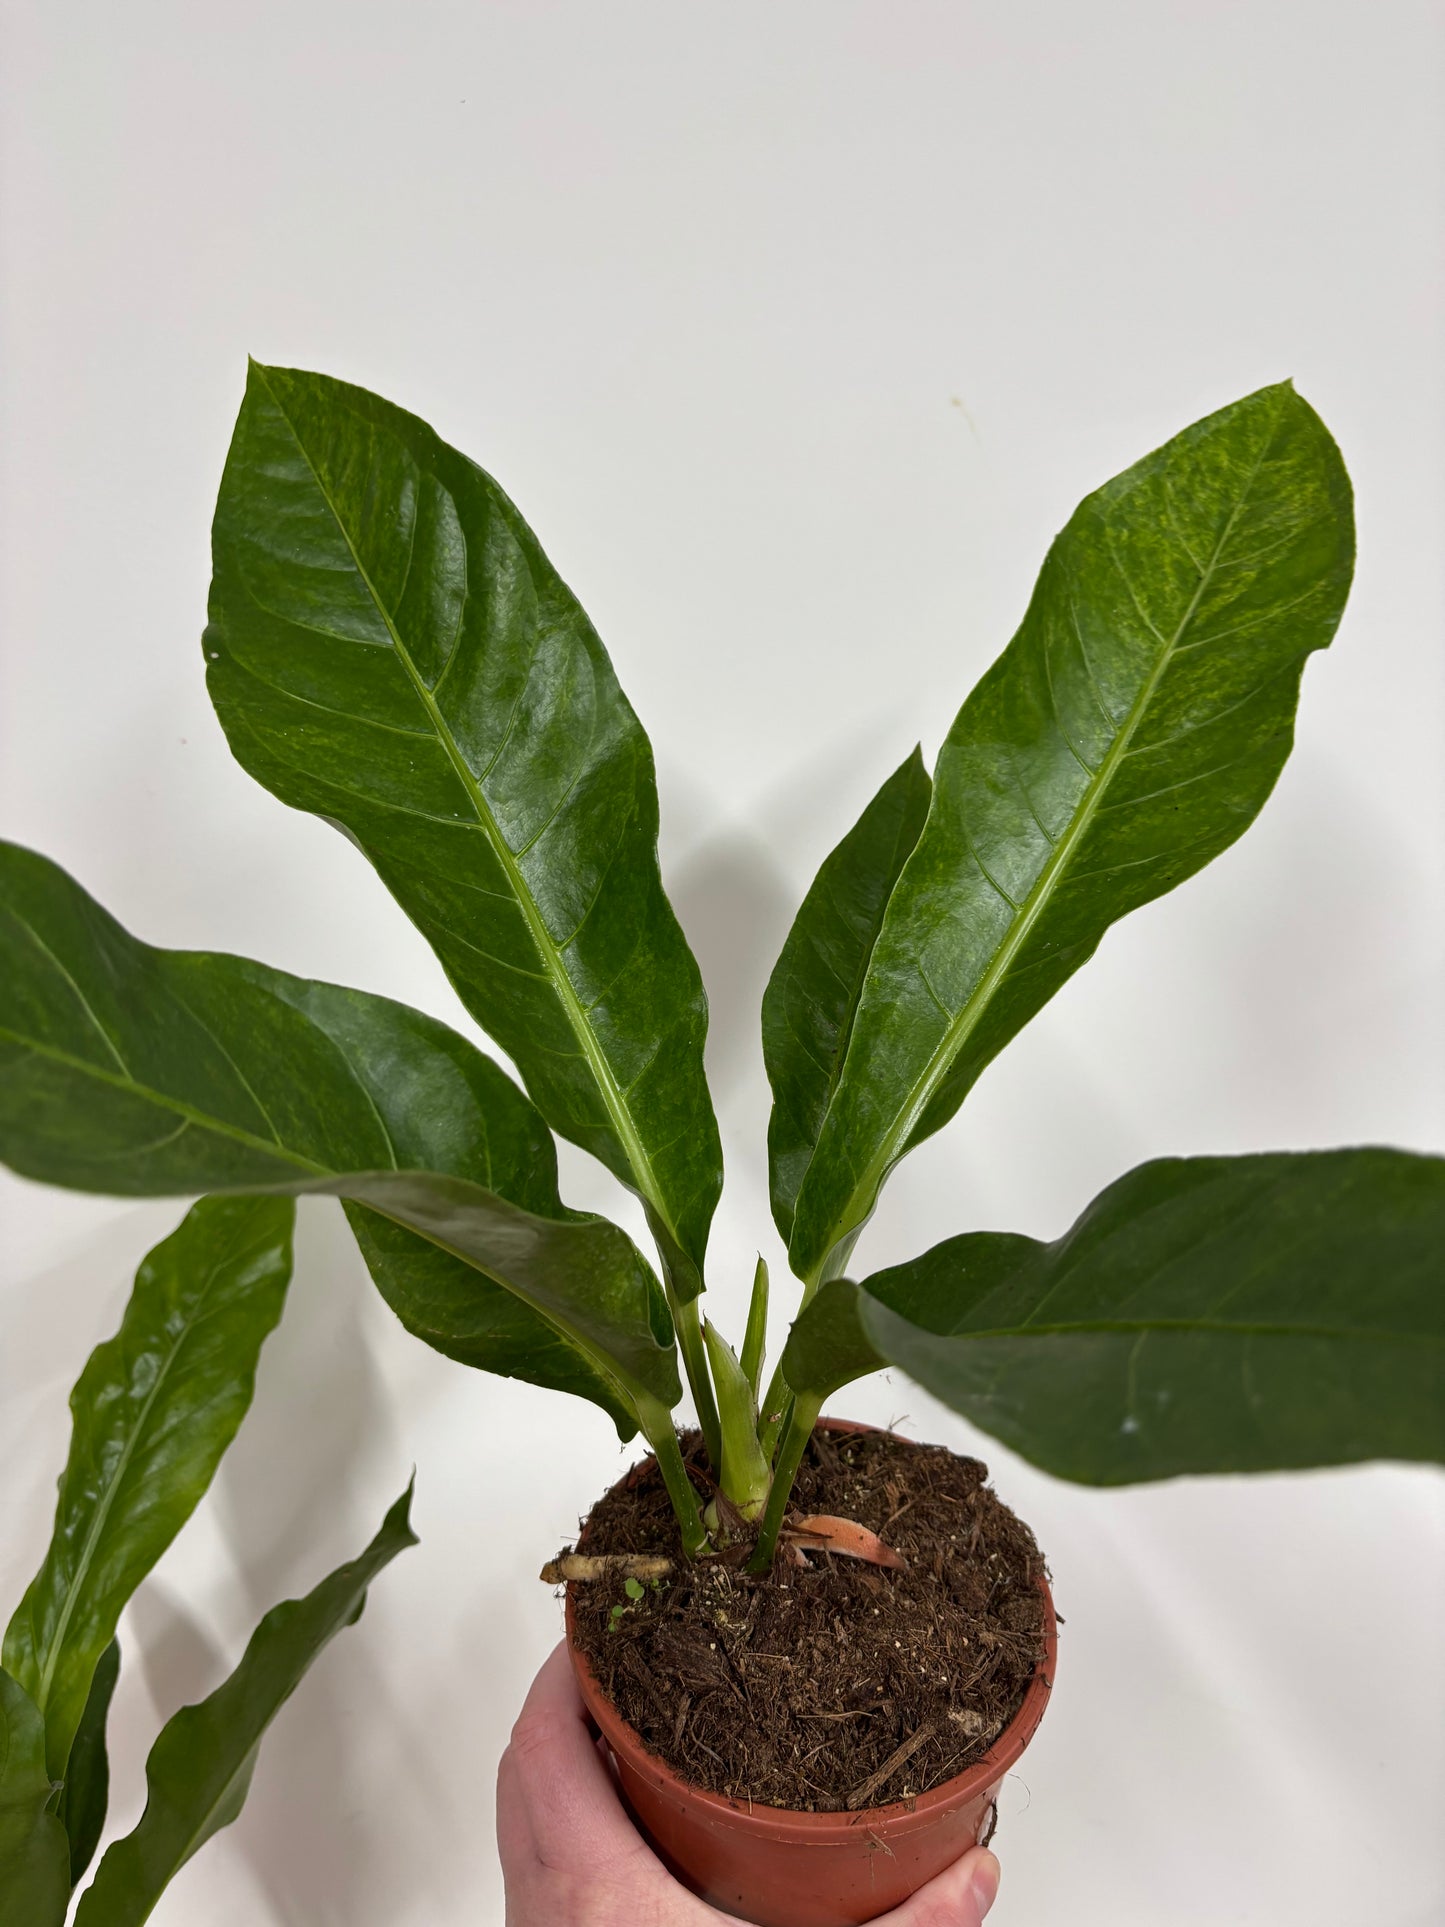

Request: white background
left=2, top=3, right=1442, bottom=1922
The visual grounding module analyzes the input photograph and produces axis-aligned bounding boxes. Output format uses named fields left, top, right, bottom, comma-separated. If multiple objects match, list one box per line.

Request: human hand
left=497, top=1642, right=1002, bottom=1926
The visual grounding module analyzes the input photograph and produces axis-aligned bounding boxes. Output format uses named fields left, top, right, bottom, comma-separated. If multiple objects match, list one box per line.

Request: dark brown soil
left=565, top=1426, right=1050, bottom=1812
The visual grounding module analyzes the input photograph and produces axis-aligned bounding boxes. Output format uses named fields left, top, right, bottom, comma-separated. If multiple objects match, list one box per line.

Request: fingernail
left=970, top=1851, right=1001, bottom=1916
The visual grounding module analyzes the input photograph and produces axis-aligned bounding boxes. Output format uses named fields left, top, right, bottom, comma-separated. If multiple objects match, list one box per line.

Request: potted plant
left=1, top=367, right=1440, bottom=1923
left=0, top=1197, right=415, bottom=1927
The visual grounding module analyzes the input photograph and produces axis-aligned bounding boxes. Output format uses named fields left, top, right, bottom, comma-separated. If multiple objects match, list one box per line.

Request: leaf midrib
left=810, top=401, right=1285, bottom=1280
left=253, top=371, right=679, bottom=1261
left=0, top=1027, right=327, bottom=1174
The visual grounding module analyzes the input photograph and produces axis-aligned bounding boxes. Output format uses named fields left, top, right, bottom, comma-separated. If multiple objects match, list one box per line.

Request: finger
left=879, top=1847, right=1001, bottom=1926
left=496, top=1642, right=651, bottom=1873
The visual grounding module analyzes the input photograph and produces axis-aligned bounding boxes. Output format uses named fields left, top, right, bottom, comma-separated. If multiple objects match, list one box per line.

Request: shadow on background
left=659, top=723, right=920, bottom=1107
left=205, top=1200, right=448, bottom=1926
left=128, top=1581, right=230, bottom=1730
left=667, top=824, right=796, bottom=1100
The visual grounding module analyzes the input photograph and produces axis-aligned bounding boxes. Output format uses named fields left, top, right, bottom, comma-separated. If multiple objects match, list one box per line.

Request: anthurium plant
left=0, top=1198, right=415, bottom=1926
left=1, top=368, right=1441, bottom=1608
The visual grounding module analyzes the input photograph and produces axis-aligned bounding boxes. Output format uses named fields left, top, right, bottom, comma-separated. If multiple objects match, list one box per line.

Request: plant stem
left=636, top=1395, right=710, bottom=1559
left=747, top=1392, right=822, bottom=1572
left=757, top=1233, right=861, bottom=1459
left=756, top=1372, right=790, bottom=1462
left=672, top=1295, right=723, bottom=1472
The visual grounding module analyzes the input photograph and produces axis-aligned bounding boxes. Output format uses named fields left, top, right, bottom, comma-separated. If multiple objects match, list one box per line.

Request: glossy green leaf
left=4, top=1199, right=294, bottom=1782
left=857, top=1149, right=1445, bottom=1483
left=0, top=840, right=678, bottom=1413
left=204, top=361, right=722, bottom=1298
left=762, top=748, right=931, bottom=1245
left=343, top=1208, right=635, bottom=1437
left=57, top=1637, right=119, bottom=1888
left=0, top=1670, right=69, bottom=1927
left=778, top=1278, right=886, bottom=1406
left=74, top=1484, right=418, bottom=1927
left=790, top=385, right=1354, bottom=1282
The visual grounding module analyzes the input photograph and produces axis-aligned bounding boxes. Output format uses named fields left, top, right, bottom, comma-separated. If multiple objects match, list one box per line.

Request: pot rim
left=565, top=1418, right=1057, bottom=1842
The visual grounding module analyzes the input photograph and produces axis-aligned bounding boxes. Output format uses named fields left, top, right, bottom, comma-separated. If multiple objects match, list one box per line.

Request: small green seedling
left=607, top=1576, right=652, bottom=1633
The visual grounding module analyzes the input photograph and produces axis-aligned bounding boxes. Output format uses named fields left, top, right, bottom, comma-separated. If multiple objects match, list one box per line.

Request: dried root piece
left=539, top=1552, right=675, bottom=1585
left=785, top=1514, right=909, bottom=1572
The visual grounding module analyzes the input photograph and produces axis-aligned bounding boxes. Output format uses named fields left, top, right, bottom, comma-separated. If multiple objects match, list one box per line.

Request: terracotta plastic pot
left=566, top=1419, right=1057, bottom=1927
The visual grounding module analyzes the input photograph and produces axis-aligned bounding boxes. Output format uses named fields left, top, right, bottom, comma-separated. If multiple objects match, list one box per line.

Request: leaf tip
left=243, top=356, right=285, bottom=402
left=391, top=1473, right=421, bottom=1546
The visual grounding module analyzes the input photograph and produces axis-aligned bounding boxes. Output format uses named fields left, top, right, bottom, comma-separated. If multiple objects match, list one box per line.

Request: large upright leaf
left=762, top=748, right=931, bottom=1243
left=790, top=385, right=1354, bottom=1282
left=4, top=1198, right=293, bottom=1781
left=204, top=362, right=721, bottom=1295
left=0, top=841, right=677, bottom=1415
left=856, top=1148, right=1445, bottom=1483
left=74, top=1484, right=417, bottom=1927
left=0, top=1670, right=69, bottom=1927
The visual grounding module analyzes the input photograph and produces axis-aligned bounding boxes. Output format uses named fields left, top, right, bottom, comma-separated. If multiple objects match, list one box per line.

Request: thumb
left=497, top=1642, right=645, bottom=1870
left=880, top=1846, right=1001, bottom=1926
